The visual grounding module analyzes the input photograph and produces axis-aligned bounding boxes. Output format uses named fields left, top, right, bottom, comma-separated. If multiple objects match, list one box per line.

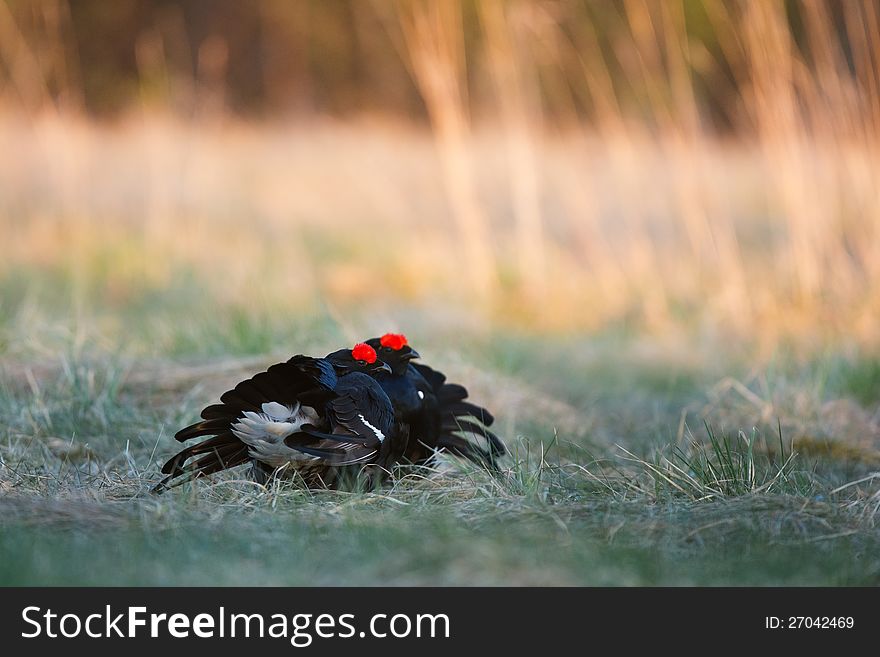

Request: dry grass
left=1, top=112, right=878, bottom=345
left=1, top=2, right=879, bottom=345
left=1, top=327, right=880, bottom=585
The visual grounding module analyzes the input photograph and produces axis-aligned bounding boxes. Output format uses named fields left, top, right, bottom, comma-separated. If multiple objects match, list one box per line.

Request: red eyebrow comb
left=352, top=343, right=377, bottom=363
left=379, top=333, right=408, bottom=350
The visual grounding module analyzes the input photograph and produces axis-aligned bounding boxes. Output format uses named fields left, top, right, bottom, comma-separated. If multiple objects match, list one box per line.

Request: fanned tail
left=153, top=431, right=250, bottom=493
left=420, top=368, right=507, bottom=470
left=153, top=355, right=337, bottom=493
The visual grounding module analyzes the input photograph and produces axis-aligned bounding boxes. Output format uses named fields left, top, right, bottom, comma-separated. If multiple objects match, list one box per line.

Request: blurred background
left=1, top=0, right=879, bottom=352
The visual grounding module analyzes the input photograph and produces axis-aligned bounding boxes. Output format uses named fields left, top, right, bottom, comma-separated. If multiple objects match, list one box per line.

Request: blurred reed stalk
left=479, top=0, right=546, bottom=300
left=0, top=1, right=879, bottom=343
left=396, top=0, right=499, bottom=302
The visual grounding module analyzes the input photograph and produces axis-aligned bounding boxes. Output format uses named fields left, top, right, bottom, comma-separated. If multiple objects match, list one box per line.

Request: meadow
left=1, top=0, right=880, bottom=585
left=2, top=115, right=880, bottom=585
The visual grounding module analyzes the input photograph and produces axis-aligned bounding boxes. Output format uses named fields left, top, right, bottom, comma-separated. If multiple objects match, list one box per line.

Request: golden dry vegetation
left=1, top=1, right=879, bottom=345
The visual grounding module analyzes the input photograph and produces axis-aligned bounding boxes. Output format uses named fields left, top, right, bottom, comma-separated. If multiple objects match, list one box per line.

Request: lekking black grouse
left=154, top=343, right=402, bottom=492
left=365, top=333, right=506, bottom=470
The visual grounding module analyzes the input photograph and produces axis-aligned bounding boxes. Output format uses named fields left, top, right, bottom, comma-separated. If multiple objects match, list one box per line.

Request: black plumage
left=154, top=345, right=400, bottom=492
left=286, top=372, right=398, bottom=467
left=365, top=334, right=506, bottom=470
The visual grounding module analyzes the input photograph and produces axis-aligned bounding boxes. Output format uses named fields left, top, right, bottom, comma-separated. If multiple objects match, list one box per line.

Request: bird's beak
left=377, top=362, right=393, bottom=374
left=403, top=348, right=420, bottom=361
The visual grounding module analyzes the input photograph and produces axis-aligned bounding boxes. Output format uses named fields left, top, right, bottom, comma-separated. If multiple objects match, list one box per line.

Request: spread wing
left=184, top=356, right=337, bottom=439
left=410, top=362, right=496, bottom=427
left=154, top=356, right=337, bottom=492
left=408, top=362, right=506, bottom=465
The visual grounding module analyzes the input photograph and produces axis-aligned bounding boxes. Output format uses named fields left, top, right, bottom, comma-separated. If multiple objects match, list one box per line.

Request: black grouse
left=154, top=343, right=401, bottom=492
left=365, top=333, right=506, bottom=470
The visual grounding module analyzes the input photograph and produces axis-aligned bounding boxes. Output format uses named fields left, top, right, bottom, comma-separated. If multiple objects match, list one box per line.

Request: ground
left=2, top=295, right=879, bottom=586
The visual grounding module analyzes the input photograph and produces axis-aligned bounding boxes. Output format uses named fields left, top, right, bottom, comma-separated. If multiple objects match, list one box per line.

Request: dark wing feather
left=160, top=433, right=237, bottom=474
left=437, top=383, right=468, bottom=404
left=441, top=401, right=495, bottom=426
left=174, top=418, right=235, bottom=443
left=408, top=362, right=496, bottom=427
left=156, top=355, right=338, bottom=492
left=285, top=373, right=392, bottom=467
left=328, top=386, right=392, bottom=439
left=407, top=362, right=506, bottom=465
left=286, top=439, right=378, bottom=466
left=441, top=418, right=506, bottom=457
left=153, top=432, right=250, bottom=492
left=433, top=433, right=497, bottom=468
left=410, top=362, right=447, bottom=389
left=201, top=357, right=336, bottom=430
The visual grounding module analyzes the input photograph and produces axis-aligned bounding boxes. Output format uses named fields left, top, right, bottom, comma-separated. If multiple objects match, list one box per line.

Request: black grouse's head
left=365, top=333, right=420, bottom=376
left=325, top=343, right=392, bottom=376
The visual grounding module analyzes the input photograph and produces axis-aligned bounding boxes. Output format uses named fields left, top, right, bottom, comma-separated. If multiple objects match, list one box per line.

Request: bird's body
left=283, top=371, right=402, bottom=489
left=154, top=345, right=400, bottom=492
left=366, top=334, right=506, bottom=470
left=155, top=334, right=503, bottom=492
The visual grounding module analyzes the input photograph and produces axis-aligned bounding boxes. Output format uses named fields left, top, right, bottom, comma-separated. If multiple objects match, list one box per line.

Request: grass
left=2, top=496, right=878, bottom=586
left=2, top=290, right=880, bottom=586
left=620, top=423, right=816, bottom=501
left=831, top=359, right=880, bottom=408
